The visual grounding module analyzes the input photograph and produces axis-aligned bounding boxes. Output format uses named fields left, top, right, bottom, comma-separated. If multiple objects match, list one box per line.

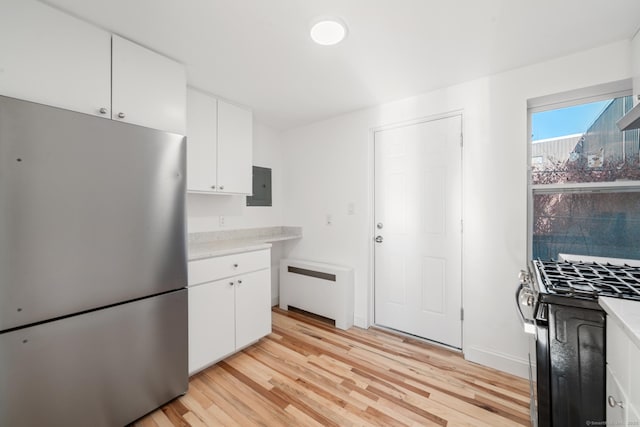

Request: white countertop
left=600, top=297, right=640, bottom=349
left=187, top=226, right=302, bottom=260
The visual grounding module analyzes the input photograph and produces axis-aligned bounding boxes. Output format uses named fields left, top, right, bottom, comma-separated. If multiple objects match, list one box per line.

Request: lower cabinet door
left=235, top=269, right=272, bottom=349
left=606, top=367, right=627, bottom=426
left=188, top=280, right=235, bottom=374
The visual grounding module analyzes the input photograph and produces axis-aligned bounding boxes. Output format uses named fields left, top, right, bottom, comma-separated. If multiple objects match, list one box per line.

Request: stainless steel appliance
left=0, top=95, right=188, bottom=426
left=517, top=259, right=640, bottom=427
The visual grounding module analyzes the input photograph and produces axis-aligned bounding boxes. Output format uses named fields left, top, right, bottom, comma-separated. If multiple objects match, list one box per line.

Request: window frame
left=527, top=83, right=640, bottom=260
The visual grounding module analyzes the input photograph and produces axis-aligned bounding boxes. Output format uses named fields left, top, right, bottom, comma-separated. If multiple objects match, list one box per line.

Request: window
left=529, top=92, right=640, bottom=260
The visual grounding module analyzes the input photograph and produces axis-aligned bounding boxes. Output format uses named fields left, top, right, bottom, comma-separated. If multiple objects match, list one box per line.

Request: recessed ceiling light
left=310, top=19, right=347, bottom=46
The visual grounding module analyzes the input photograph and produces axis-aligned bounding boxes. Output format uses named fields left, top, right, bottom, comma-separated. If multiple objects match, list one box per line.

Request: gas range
left=517, top=258, right=640, bottom=427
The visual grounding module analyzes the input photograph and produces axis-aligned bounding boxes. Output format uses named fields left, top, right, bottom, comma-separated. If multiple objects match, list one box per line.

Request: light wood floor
left=135, top=308, right=531, bottom=426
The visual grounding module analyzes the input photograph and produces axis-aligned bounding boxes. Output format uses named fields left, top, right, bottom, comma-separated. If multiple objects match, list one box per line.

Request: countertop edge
left=188, top=242, right=273, bottom=261
left=187, top=227, right=302, bottom=261
left=599, top=296, right=640, bottom=350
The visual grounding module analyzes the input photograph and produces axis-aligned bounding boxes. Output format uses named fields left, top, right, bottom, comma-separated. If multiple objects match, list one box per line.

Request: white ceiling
left=41, top=0, right=640, bottom=130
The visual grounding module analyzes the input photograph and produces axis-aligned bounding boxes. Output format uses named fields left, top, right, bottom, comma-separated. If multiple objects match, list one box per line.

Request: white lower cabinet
left=235, top=269, right=272, bottom=347
left=188, top=249, right=271, bottom=375
left=606, top=315, right=640, bottom=426
left=606, top=366, right=627, bottom=425
left=188, top=278, right=235, bottom=374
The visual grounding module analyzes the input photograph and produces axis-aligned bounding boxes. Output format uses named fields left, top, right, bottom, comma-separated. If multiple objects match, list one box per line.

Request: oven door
left=534, top=304, right=551, bottom=427
left=525, top=303, right=551, bottom=427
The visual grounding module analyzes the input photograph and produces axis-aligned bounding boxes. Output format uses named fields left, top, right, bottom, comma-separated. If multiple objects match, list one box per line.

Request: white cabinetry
left=112, top=35, right=186, bottom=135
left=217, top=100, right=253, bottom=194
left=186, top=88, right=252, bottom=194
left=0, top=0, right=111, bottom=117
left=188, top=278, right=235, bottom=373
left=187, top=249, right=271, bottom=375
left=186, top=89, right=218, bottom=192
left=606, top=315, right=640, bottom=425
left=0, top=1, right=186, bottom=134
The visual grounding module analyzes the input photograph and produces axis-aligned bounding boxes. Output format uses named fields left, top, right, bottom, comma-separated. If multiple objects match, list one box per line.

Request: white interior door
left=374, top=115, right=462, bottom=348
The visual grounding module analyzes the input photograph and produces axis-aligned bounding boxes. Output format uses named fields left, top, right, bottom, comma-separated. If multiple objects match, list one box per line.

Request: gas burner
left=533, top=259, right=640, bottom=301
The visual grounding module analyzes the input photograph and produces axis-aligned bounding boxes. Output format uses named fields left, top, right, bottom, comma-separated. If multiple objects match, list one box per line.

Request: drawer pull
left=233, top=263, right=239, bottom=268
left=229, top=281, right=235, bottom=286
left=608, top=395, right=624, bottom=408
left=238, top=280, right=243, bottom=284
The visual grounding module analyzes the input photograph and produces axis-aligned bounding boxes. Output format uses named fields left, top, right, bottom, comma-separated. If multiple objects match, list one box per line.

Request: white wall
left=280, top=40, right=633, bottom=377
left=187, top=121, right=283, bottom=233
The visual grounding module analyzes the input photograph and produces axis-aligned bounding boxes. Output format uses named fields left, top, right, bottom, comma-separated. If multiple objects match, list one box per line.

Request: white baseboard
left=354, top=316, right=367, bottom=329
left=464, top=345, right=530, bottom=379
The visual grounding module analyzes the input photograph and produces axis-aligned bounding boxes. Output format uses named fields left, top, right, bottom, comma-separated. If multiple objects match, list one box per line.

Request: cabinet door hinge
left=460, top=133, right=464, bottom=147
left=461, top=308, right=464, bottom=321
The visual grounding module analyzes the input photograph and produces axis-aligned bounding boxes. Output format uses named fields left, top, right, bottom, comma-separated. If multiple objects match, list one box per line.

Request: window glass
left=530, top=94, right=640, bottom=261
left=532, top=192, right=640, bottom=260
left=531, top=96, right=639, bottom=185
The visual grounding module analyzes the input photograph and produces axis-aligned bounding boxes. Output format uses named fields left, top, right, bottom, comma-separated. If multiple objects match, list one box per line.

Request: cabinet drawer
left=188, top=249, right=270, bottom=286
left=607, top=318, right=630, bottom=392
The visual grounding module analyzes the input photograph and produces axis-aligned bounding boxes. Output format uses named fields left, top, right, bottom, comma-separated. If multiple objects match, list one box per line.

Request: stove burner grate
left=533, top=260, right=640, bottom=300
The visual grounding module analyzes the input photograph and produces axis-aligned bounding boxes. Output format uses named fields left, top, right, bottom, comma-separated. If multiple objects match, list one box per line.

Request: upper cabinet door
left=0, top=0, right=111, bottom=117
left=112, top=35, right=186, bottom=135
left=217, top=100, right=253, bottom=194
left=186, top=88, right=217, bottom=192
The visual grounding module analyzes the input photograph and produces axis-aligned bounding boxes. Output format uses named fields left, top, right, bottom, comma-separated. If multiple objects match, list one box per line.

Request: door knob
left=375, top=236, right=384, bottom=243
left=377, top=222, right=384, bottom=229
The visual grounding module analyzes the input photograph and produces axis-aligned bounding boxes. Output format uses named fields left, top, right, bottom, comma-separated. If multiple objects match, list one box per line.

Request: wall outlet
left=219, top=216, right=225, bottom=227
left=326, top=214, right=332, bottom=226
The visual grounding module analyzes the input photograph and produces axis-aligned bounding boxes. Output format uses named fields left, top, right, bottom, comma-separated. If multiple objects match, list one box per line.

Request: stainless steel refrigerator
left=0, top=95, right=188, bottom=426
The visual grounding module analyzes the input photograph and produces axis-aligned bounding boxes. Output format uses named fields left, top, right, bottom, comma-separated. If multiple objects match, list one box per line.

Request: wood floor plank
left=135, top=308, right=531, bottom=426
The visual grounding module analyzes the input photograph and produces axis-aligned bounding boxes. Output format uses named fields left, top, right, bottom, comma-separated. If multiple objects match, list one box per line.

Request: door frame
left=366, top=110, right=465, bottom=350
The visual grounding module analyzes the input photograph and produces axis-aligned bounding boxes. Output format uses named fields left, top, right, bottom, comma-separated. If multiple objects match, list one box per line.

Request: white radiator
left=279, top=259, right=354, bottom=330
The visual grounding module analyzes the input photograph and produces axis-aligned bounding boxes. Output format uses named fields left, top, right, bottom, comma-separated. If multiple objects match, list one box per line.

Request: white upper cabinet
left=186, top=89, right=253, bottom=195
left=186, top=89, right=218, bottom=192
left=0, top=0, right=111, bottom=117
left=217, top=100, right=253, bottom=194
left=0, top=1, right=186, bottom=135
left=112, top=35, right=186, bottom=135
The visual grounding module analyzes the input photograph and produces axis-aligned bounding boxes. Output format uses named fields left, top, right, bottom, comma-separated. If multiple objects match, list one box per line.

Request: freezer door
left=0, top=95, right=187, bottom=331
left=0, top=289, right=188, bottom=427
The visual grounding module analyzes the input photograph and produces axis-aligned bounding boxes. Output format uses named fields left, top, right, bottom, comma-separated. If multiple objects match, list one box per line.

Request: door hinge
left=461, top=219, right=463, bottom=233
left=461, top=308, right=464, bottom=321
left=460, top=133, right=463, bottom=147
